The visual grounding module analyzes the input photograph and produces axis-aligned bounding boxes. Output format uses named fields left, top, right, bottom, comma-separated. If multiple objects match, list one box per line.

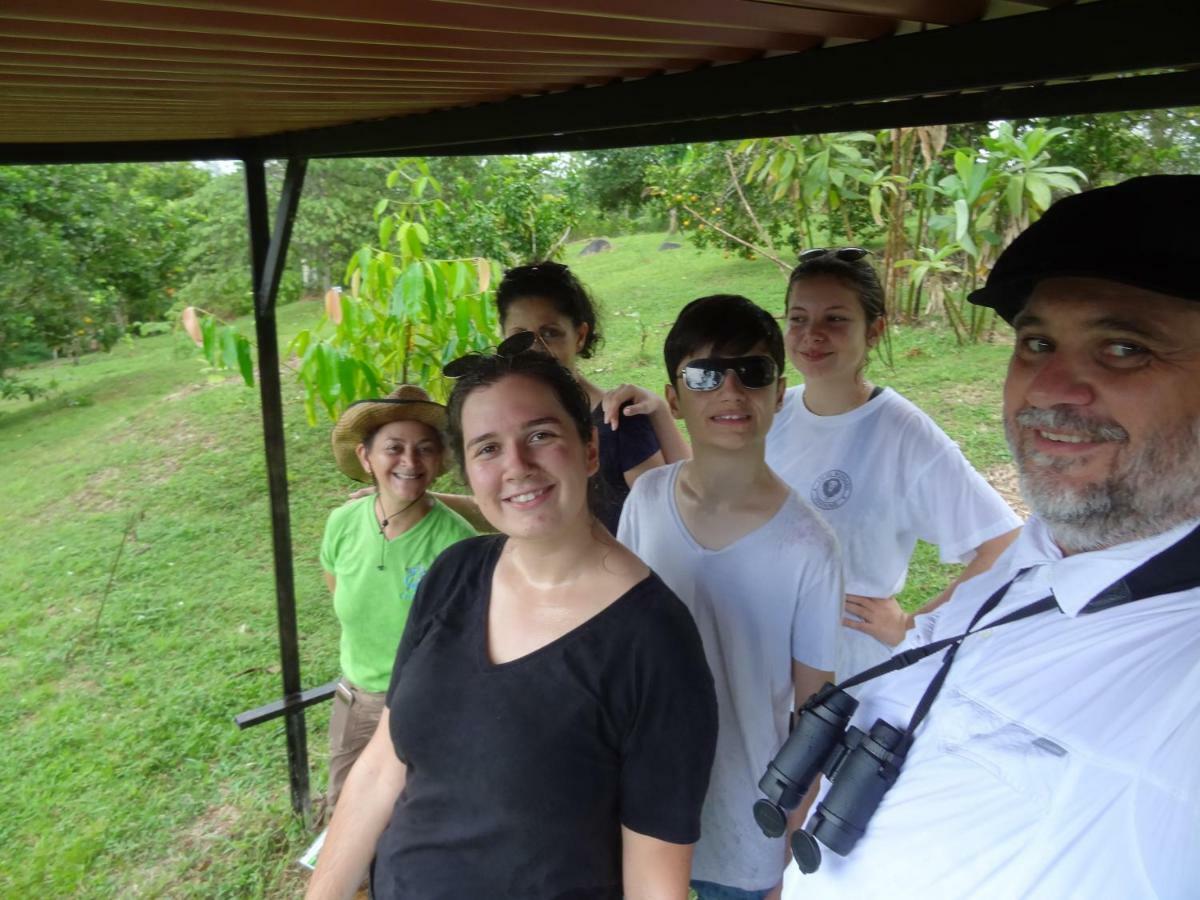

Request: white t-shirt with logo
left=765, top=385, right=1021, bottom=681
left=618, top=462, right=843, bottom=891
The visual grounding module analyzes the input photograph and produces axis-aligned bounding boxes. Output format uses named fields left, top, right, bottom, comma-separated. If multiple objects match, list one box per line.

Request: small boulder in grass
left=579, top=238, right=613, bottom=256
left=658, top=241, right=682, bottom=251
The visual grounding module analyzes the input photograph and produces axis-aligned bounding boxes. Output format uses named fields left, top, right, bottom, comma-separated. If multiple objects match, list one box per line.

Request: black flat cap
left=968, top=175, right=1200, bottom=324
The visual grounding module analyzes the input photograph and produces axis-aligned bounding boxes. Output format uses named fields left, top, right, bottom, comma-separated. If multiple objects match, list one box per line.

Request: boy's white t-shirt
left=765, top=385, right=1022, bottom=681
left=618, top=462, right=843, bottom=891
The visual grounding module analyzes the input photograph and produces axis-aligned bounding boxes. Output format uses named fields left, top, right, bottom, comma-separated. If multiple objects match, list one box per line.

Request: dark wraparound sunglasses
left=798, top=247, right=871, bottom=263
left=442, top=330, right=540, bottom=378
left=678, top=355, right=778, bottom=392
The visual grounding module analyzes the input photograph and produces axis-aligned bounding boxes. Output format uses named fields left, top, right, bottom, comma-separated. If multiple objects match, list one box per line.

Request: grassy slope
left=0, top=232, right=1014, bottom=896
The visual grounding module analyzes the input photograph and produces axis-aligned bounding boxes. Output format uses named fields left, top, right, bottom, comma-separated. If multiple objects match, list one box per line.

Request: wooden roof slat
left=426, top=0, right=909, bottom=33
left=0, top=18, right=766, bottom=66
left=0, top=49, right=656, bottom=80
left=101, top=0, right=891, bottom=43
left=0, top=36, right=689, bottom=72
left=738, top=0, right=987, bottom=25
left=4, top=83, right=513, bottom=99
left=0, top=66, right=595, bottom=90
left=0, top=1, right=823, bottom=56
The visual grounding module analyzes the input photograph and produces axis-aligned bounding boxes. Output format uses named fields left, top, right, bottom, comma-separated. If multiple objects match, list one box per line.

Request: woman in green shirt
left=321, top=385, right=476, bottom=811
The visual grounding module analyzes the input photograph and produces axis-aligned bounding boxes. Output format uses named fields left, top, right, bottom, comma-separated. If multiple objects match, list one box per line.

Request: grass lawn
left=0, top=232, right=1017, bottom=896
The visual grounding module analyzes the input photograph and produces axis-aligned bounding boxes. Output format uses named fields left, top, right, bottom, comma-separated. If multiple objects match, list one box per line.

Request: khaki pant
left=327, top=677, right=387, bottom=810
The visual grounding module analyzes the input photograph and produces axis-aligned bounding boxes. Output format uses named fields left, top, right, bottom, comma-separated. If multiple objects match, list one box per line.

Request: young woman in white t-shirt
left=765, top=248, right=1021, bottom=679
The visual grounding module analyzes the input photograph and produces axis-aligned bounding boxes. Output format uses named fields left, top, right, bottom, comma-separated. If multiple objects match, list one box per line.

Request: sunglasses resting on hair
left=798, top=247, right=870, bottom=263
left=442, top=330, right=541, bottom=378
left=678, top=355, right=778, bottom=392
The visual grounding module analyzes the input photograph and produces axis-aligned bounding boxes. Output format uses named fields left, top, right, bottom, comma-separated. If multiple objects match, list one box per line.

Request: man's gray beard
left=1006, top=407, right=1200, bottom=553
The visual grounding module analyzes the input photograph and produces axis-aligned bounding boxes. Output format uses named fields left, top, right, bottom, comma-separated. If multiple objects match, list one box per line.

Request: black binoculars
left=753, top=682, right=910, bottom=874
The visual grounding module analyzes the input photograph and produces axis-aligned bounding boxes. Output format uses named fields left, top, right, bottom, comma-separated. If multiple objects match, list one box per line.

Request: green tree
left=428, top=155, right=578, bottom=264
left=1016, top=108, right=1200, bottom=184
left=565, top=147, right=686, bottom=233
left=0, top=162, right=208, bottom=393
left=176, top=159, right=400, bottom=318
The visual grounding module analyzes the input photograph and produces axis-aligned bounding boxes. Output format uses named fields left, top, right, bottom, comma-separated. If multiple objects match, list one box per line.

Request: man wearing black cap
left=780, top=175, right=1200, bottom=899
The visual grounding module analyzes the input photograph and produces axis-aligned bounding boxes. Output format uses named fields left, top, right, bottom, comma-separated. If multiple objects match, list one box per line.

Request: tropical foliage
left=649, top=122, right=1087, bottom=341
left=286, top=159, right=499, bottom=422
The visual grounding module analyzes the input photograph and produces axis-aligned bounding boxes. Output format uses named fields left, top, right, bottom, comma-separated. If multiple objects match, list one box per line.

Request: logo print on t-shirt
left=811, top=469, right=853, bottom=510
left=403, top=564, right=428, bottom=598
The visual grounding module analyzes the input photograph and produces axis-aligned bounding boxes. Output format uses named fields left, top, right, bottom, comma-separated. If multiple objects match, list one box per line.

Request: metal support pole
left=244, top=157, right=311, bottom=822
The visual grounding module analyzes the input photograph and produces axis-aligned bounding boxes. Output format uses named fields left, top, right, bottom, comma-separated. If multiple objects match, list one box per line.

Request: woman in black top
left=495, top=262, right=691, bottom=533
left=308, top=342, right=718, bottom=900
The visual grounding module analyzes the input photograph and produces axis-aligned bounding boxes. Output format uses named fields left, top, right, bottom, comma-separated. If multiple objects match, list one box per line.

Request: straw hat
left=331, top=385, right=447, bottom=482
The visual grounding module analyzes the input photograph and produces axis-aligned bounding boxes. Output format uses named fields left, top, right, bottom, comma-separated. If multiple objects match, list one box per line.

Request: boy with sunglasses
left=618, top=294, right=843, bottom=899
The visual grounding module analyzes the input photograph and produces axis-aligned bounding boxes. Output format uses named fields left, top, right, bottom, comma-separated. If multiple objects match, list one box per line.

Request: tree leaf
left=404, top=222, right=424, bottom=259
left=954, top=198, right=970, bottom=242
left=220, top=326, right=239, bottom=370
left=236, top=336, right=254, bottom=386
left=1005, top=175, right=1024, bottom=221
left=868, top=185, right=883, bottom=226
left=200, top=315, right=217, bottom=362
left=777, top=152, right=797, bottom=185
left=315, top=344, right=339, bottom=409
left=396, top=262, right=426, bottom=319
left=1026, top=175, right=1052, bottom=212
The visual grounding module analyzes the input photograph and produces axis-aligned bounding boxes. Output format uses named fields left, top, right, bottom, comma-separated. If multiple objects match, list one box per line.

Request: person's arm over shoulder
left=601, top=384, right=692, bottom=465
left=613, top=403, right=666, bottom=488
left=431, top=496, right=481, bottom=541
left=430, top=491, right=492, bottom=532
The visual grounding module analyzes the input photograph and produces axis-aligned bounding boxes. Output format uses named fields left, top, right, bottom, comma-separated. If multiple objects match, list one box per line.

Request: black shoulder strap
left=1084, top=522, right=1200, bottom=612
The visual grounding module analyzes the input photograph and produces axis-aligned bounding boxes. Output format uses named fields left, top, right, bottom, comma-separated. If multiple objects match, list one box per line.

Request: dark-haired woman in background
left=769, top=248, right=1021, bottom=680
left=496, top=262, right=690, bottom=532
left=307, top=340, right=718, bottom=900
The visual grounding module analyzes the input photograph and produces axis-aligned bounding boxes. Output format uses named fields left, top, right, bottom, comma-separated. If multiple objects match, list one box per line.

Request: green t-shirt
left=320, top=496, right=476, bottom=692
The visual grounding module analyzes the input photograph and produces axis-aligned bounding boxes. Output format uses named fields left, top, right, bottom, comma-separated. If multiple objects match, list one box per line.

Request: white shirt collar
left=1010, top=516, right=1200, bottom=616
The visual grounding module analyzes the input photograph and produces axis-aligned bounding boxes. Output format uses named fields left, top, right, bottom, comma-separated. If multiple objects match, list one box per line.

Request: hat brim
left=969, top=270, right=1200, bottom=325
left=331, top=399, right=447, bottom=482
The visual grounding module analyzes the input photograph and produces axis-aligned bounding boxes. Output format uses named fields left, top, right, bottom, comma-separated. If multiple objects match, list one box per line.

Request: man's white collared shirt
left=782, top=516, right=1200, bottom=900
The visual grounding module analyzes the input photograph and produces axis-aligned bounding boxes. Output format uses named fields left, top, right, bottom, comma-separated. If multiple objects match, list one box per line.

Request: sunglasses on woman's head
left=678, top=355, right=778, bottom=392
left=798, top=247, right=871, bottom=263
left=442, top=330, right=541, bottom=378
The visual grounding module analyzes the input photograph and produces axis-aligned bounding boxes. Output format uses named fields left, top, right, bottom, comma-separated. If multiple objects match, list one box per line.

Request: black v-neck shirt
left=373, top=535, right=718, bottom=899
